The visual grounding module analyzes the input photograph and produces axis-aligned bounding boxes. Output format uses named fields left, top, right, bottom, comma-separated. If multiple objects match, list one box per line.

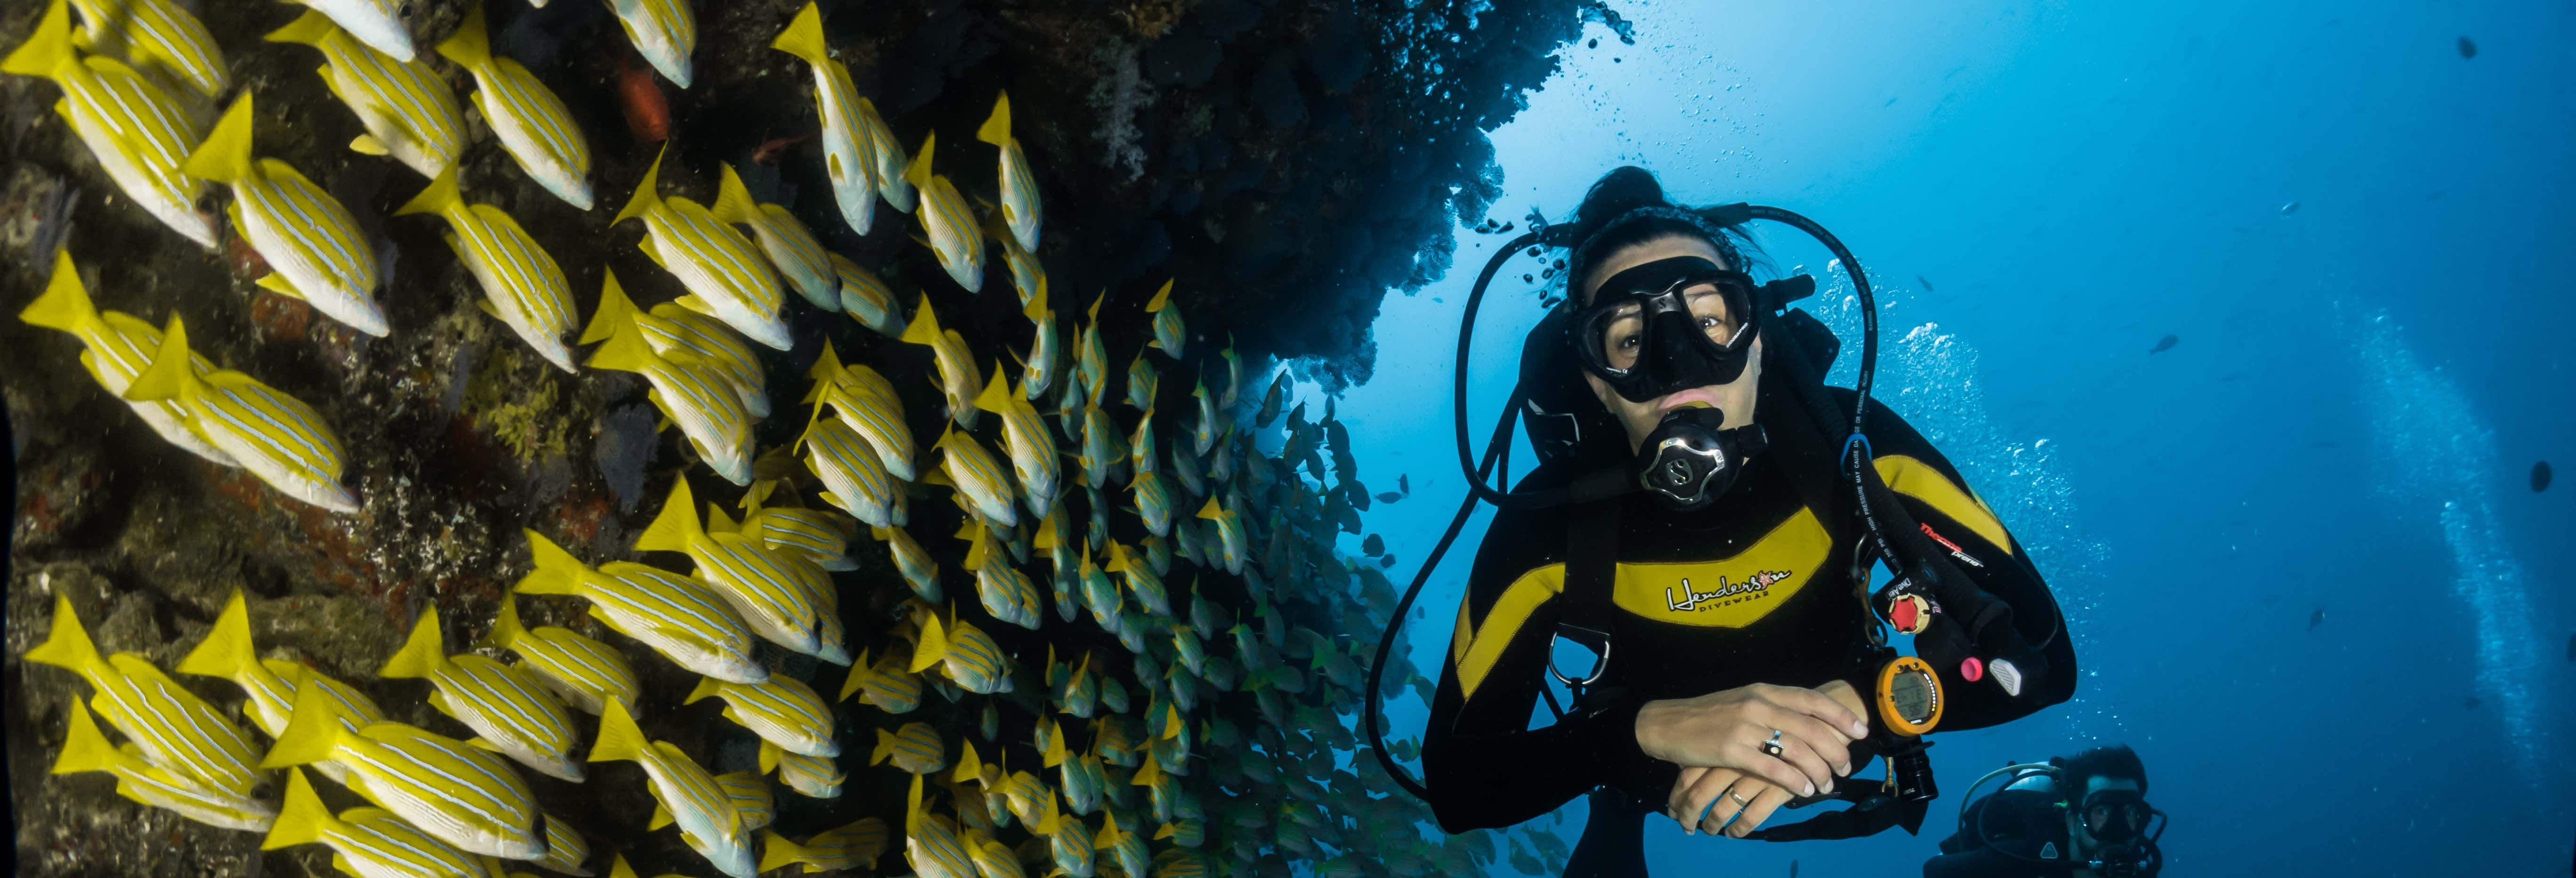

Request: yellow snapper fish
left=605, top=0, right=694, bottom=87
left=871, top=721, right=948, bottom=775
left=1029, top=796, right=1095, bottom=878
left=261, top=768, right=505, bottom=878
left=1074, top=293, right=1110, bottom=404
left=903, top=775, right=979, bottom=878
left=1131, top=469, right=1175, bottom=538
left=805, top=341, right=918, bottom=479
left=758, top=817, right=890, bottom=873
left=482, top=596, right=639, bottom=717
left=909, top=606, right=1013, bottom=694
left=614, top=147, right=790, bottom=349
left=122, top=317, right=359, bottom=512
left=1016, top=277, right=1063, bottom=400
left=761, top=739, right=845, bottom=798
left=583, top=281, right=754, bottom=485
left=591, top=700, right=756, bottom=878
left=260, top=685, right=547, bottom=860
left=1145, top=280, right=1185, bottom=357
left=183, top=92, right=387, bottom=336
left=902, top=132, right=984, bottom=293
left=53, top=700, right=275, bottom=832
left=974, top=90, right=1042, bottom=254
left=838, top=646, right=925, bottom=714
left=1195, top=497, right=1247, bottom=575
left=1167, top=436, right=1206, bottom=499
left=1076, top=403, right=1125, bottom=491
left=637, top=478, right=850, bottom=664
left=1103, top=541, right=1171, bottom=617
left=1124, top=350, right=1159, bottom=412
left=437, top=6, right=592, bottom=209
left=974, top=372, right=1061, bottom=520
left=1190, top=379, right=1221, bottom=456
left=176, top=588, right=387, bottom=783
left=529, top=816, right=593, bottom=877
left=1153, top=817, right=1204, bottom=849
left=712, top=163, right=834, bottom=309
left=983, top=204, right=1044, bottom=307
left=514, top=530, right=765, bottom=684
left=798, top=400, right=905, bottom=528
left=929, top=423, right=1019, bottom=527
left=3, top=1, right=213, bottom=247
left=899, top=295, right=986, bottom=427
left=960, top=826, right=1028, bottom=878
left=856, top=96, right=917, bottom=213
left=873, top=524, right=943, bottom=603
left=394, top=168, right=578, bottom=371
left=770, top=3, right=881, bottom=236
left=265, top=9, right=465, bottom=178
left=963, top=521, right=1043, bottom=630
left=1127, top=408, right=1159, bottom=477
left=734, top=481, right=858, bottom=571
left=284, top=0, right=412, bottom=62
left=830, top=253, right=906, bottom=336
left=685, top=675, right=839, bottom=758
left=1214, top=337, right=1242, bottom=410
left=19, top=250, right=232, bottom=466
left=582, top=269, right=768, bottom=419
left=1095, top=812, right=1151, bottom=878
left=378, top=606, right=584, bottom=781
left=714, top=771, right=774, bottom=831
left=65, top=0, right=227, bottom=98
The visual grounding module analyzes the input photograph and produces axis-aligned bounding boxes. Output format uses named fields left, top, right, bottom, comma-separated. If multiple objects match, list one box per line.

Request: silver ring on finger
left=1729, top=789, right=1752, bottom=806
left=1759, top=729, right=1786, bottom=758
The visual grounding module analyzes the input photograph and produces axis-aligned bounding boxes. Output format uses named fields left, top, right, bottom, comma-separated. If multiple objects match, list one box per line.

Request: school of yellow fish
left=11, top=1, right=1566, bottom=877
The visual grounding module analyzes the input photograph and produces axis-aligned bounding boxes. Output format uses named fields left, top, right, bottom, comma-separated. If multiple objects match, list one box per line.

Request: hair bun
left=1572, top=166, right=1670, bottom=234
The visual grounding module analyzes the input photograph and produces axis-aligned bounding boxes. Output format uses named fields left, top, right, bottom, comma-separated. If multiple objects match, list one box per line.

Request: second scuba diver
left=1925, top=744, right=2164, bottom=878
left=1415, top=167, right=2079, bottom=876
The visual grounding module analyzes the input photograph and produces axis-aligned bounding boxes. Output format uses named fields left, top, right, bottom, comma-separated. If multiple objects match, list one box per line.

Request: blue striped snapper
left=1124, top=350, right=1159, bottom=412
left=898, top=296, right=986, bottom=428
left=684, top=675, right=838, bottom=758
left=263, top=768, right=504, bottom=878
left=1127, top=409, right=1159, bottom=477
left=1017, top=278, right=1062, bottom=400
left=636, top=478, right=850, bottom=664
left=1214, top=338, right=1242, bottom=410
left=379, top=606, right=583, bottom=781
left=54, top=700, right=275, bottom=832
left=122, top=317, right=359, bottom=512
left=1058, top=655, right=1098, bottom=719
left=975, top=90, right=1042, bottom=254
left=1031, top=505, right=1077, bottom=580
left=1207, top=427, right=1237, bottom=483
left=872, top=721, right=946, bottom=775
left=1190, top=380, right=1221, bottom=456
left=713, top=164, right=833, bottom=309
left=515, top=530, right=765, bottom=685
left=1154, top=817, right=1204, bottom=849
left=437, top=6, right=591, bottom=209
left=176, top=588, right=386, bottom=784
left=829, top=254, right=906, bottom=336
left=3, top=3, right=214, bottom=247
left=999, top=768, right=1050, bottom=828
left=1166, top=515, right=1203, bottom=571
left=1140, top=532, right=1170, bottom=575
left=908, top=606, right=1013, bottom=695
left=983, top=205, right=1045, bottom=308
left=759, top=739, right=844, bottom=799
left=183, top=92, right=387, bottom=336
left=960, top=826, right=1028, bottom=878
left=1076, top=404, right=1124, bottom=491
left=605, top=0, right=694, bottom=88
left=1057, top=747, right=1103, bottom=815
left=713, top=771, right=773, bottom=832
left=1029, top=796, right=1095, bottom=878
left=771, top=3, right=880, bottom=236
left=1096, top=812, right=1151, bottom=878
left=613, top=147, right=789, bottom=349
left=901, top=132, right=983, bottom=293
left=582, top=268, right=769, bottom=419
left=1145, top=280, right=1185, bottom=357
left=20, top=250, right=232, bottom=466
left=1131, top=470, right=1175, bottom=537
left=856, top=96, right=916, bottom=213
left=286, top=0, right=412, bottom=62
left=805, top=341, right=918, bottom=479
left=837, top=646, right=924, bottom=714
left=528, top=815, right=593, bottom=877
left=734, top=482, right=857, bottom=570
left=798, top=406, right=904, bottom=528
left=66, top=0, right=225, bottom=98
left=1075, top=545, right=1119, bottom=631
left=583, top=277, right=754, bottom=485
left=904, top=775, right=979, bottom=878
left=974, top=372, right=1061, bottom=520
left=1169, top=622, right=1207, bottom=679
left=1131, top=757, right=1183, bottom=825
left=758, top=817, right=890, bottom=873
left=1103, top=541, right=1171, bottom=617
left=872, top=524, right=943, bottom=604
left=592, top=701, right=755, bottom=878
left=929, top=424, right=1019, bottom=527
left=1151, top=846, right=1212, bottom=878
left=1074, top=294, right=1109, bottom=404
left=483, top=596, right=638, bottom=717
left=266, top=9, right=464, bottom=178
left=261, top=683, right=547, bottom=860
left=1167, top=436, right=1205, bottom=499
left=395, top=169, right=578, bottom=371
left=1194, top=498, right=1246, bottom=575
left=963, top=523, right=1043, bottom=630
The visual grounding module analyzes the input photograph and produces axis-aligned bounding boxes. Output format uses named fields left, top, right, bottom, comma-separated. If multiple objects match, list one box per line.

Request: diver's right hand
left=1634, top=683, right=1865, bottom=797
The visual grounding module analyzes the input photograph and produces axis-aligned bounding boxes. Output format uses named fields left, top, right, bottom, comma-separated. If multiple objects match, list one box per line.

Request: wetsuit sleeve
left=1862, top=398, right=2079, bottom=730
left=1420, top=505, right=1679, bottom=833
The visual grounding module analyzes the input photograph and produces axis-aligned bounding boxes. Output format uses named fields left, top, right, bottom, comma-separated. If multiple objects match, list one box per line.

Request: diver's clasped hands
left=1637, top=681, right=1871, bottom=837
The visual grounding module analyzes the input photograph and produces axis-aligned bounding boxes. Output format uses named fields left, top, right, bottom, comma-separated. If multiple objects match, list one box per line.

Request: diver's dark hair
left=1560, top=166, right=1762, bottom=305
left=2060, top=744, right=2149, bottom=795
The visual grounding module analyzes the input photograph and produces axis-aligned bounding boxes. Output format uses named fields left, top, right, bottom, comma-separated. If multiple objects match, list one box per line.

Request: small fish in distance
left=2531, top=460, right=2550, bottom=492
left=2458, top=36, right=2476, bottom=59
left=2149, top=334, right=2178, bottom=354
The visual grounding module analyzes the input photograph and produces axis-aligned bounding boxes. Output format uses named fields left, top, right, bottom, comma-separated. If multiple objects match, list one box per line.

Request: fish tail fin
left=710, top=163, right=757, bottom=225
left=1154, top=822, right=1177, bottom=840
left=261, top=768, right=342, bottom=851
left=757, top=739, right=782, bottom=773
left=578, top=268, right=640, bottom=347
left=684, top=676, right=721, bottom=705
left=19, top=250, right=100, bottom=335
left=972, top=371, right=1010, bottom=416
left=768, top=2, right=829, bottom=65
left=906, top=773, right=927, bottom=833
left=0, top=0, right=72, bottom=78
left=176, top=588, right=258, bottom=682
left=805, top=339, right=844, bottom=384
left=1146, top=279, right=1174, bottom=312
left=24, top=593, right=106, bottom=679
left=608, top=854, right=640, bottom=878
left=261, top=684, right=347, bottom=768
left=869, top=727, right=897, bottom=765
left=902, top=132, right=937, bottom=189
left=120, top=315, right=196, bottom=403
left=951, top=740, right=983, bottom=784
left=481, top=596, right=526, bottom=651
left=757, top=830, right=809, bottom=871
left=976, top=92, right=1012, bottom=146
left=583, top=317, right=655, bottom=375
left=180, top=92, right=258, bottom=184
left=612, top=146, right=668, bottom=226
left=589, top=699, right=647, bottom=764
left=514, top=530, right=587, bottom=596
left=896, top=294, right=940, bottom=346
left=635, top=477, right=701, bottom=553
left=377, top=609, right=445, bottom=679
left=907, top=612, right=948, bottom=673
left=836, top=651, right=871, bottom=701
left=392, top=166, right=461, bottom=218
left=50, top=701, right=122, bottom=775
left=1195, top=497, right=1221, bottom=520
left=433, top=4, right=492, bottom=70
left=261, top=9, right=337, bottom=47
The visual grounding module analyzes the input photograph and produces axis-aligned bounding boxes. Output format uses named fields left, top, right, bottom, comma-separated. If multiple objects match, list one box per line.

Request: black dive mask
left=1570, top=256, right=1761, bottom=403
left=1635, top=405, right=1766, bottom=510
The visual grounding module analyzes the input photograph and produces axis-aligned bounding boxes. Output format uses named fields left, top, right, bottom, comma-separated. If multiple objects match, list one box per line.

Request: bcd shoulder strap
left=1553, top=494, right=1623, bottom=697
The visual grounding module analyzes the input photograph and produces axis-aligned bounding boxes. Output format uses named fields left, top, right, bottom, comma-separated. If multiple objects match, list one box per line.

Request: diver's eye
left=1616, top=333, right=1641, bottom=351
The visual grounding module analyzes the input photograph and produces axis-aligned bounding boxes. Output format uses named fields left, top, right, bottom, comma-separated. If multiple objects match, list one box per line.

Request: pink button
left=1960, top=657, right=1985, bottom=682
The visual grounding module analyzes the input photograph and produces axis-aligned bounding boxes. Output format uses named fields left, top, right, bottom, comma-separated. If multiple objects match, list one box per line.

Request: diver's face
left=2079, top=776, right=2147, bottom=845
left=1579, top=235, right=1763, bottom=454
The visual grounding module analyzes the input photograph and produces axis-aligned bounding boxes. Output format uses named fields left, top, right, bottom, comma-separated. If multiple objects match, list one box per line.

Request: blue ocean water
left=1330, top=0, right=2576, bottom=873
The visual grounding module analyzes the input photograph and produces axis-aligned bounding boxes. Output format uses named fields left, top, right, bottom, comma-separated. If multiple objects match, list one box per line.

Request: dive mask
left=1636, top=405, right=1765, bottom=510
left=2081, top=789, right=2155, bottom=845
left=1569, top=255, right=1762, bottom=403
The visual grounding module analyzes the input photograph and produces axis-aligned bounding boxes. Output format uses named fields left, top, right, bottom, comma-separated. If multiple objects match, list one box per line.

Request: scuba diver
left=1925, top=745, right=2164, bottom=878
left=1369, top=167, right=2078, bottom=877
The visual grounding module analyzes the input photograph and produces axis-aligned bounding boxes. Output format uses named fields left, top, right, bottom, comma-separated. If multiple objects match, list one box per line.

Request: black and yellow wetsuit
left=1420, top=373, right=2077, bottom=870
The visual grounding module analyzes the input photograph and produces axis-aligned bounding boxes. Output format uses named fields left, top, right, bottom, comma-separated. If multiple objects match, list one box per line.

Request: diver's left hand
left=1666, top=766, right=1797, bottom=838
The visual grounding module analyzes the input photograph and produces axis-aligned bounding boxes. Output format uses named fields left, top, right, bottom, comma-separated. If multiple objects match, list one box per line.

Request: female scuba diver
left=1406, top=168, right=2080, bottom=877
